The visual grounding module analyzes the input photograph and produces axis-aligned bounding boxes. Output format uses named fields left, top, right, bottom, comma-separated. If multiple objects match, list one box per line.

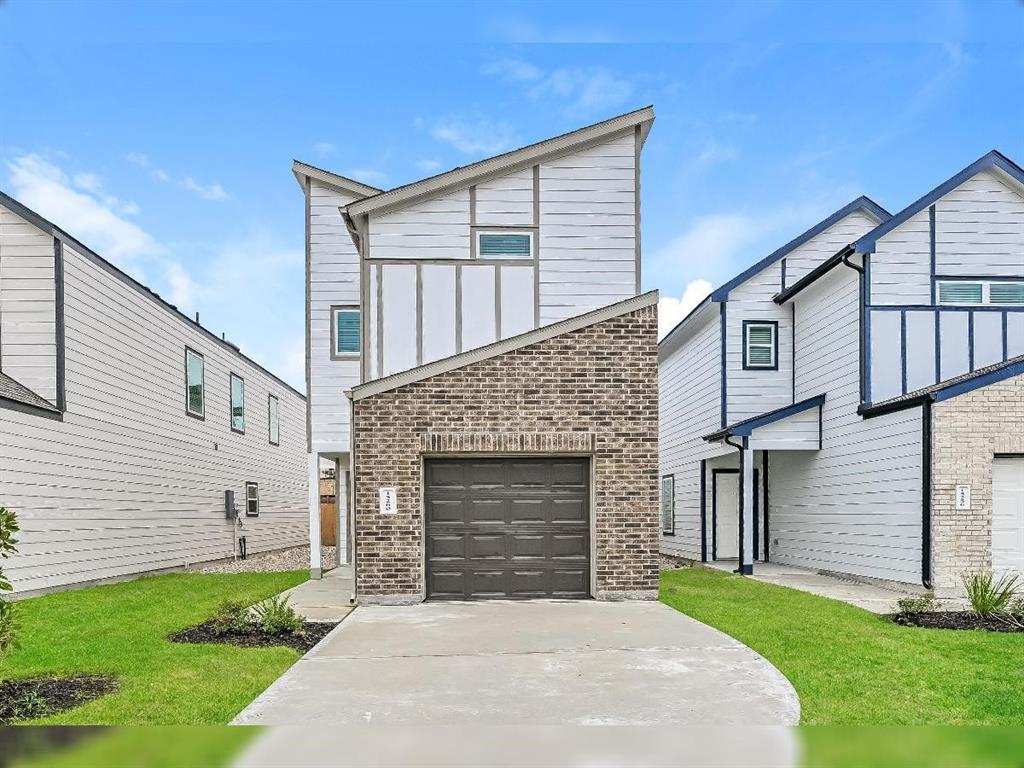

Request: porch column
left=307, top=452, right=322, bottom=579
left=740, top=441, right=755, bottom=575
left=337, top=462, right=349, bottom=565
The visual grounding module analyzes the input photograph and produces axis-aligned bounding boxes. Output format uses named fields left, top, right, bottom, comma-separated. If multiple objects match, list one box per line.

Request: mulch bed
left=891, top=611, right=1024, bottom=633
left=0, top=676, right=118, bottom=724
left=169, top=621, right=338, bottom=653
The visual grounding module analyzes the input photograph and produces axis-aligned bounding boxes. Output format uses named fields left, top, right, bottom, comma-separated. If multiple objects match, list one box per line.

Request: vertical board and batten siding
left=867, top=169, right=1024, bottom=402
left=0, top=207, right=57, bottom=402
left=1, top=231, right=307, bottom=594
left=308, top=179, right=362, bottom=453
left=538, top=131, right=637, bottom=324
left=771, top=267, right=923, bottom=584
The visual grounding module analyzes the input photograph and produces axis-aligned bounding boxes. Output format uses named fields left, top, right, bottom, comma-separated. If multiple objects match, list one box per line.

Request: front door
left=713, top=468, right=760, bottom=562
left=993, top=456, right=1024, bottom=577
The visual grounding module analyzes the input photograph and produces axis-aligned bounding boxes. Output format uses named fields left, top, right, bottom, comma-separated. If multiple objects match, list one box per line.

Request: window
left=938, top=280, right=1024, bottom=306
left=230, top=374, right=245, bottom=433
left=245, top=482, right=259, bottom=517
left=477, top=231, right=532, bottom=259
left=743, top=321, right=778, bottom=370
left=332, top=307, right=361, bottom=356
left=661, top=475, right=675, bottom=535
left=268, top=394, right=280, bottom=446
left=185, top=348, right=205, bottom=418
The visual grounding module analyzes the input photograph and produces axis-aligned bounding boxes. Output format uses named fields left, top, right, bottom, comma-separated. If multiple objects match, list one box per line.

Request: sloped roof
left=702, top=394, right=825, bottom=442
left=291, top=160, right=383, bottom=198
left=0, top=372, right=59, bottom=415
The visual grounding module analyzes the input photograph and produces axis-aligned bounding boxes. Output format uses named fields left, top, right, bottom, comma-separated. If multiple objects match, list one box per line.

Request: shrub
left=1009, top=596, right=1024, bottom=618
left=0, top=507, right=19, bottom=661
left=895, top=595, right=938, bottom=614
left=0, top=601, right=16, bottom=660
left=209, top=600, right=254, bottom=636
left=251, top=596, right=304, bottom=635
left=962, top=570, right=1020, bottom=616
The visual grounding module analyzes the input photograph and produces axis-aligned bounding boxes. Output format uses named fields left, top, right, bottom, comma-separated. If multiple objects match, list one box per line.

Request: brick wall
left=351, top=304, right=659, bottom=603
left=931, top=371, right=1024, bottom=597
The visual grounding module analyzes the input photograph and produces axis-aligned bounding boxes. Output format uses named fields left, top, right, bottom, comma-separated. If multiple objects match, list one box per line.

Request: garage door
left=424, top=457, right=590, bottom=600
left=993, top=456, right=1024, bottom=576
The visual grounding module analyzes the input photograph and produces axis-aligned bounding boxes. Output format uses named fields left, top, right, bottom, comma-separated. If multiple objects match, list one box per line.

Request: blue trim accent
left=863, top=254, right=873, bottom=404
left=741, top=319, right=779, bottom=371
left=929, top=205, right=937, bottom=305
left=934, top=309, right=941, bottom=384
left=1003, top=311, right=1010, bottom=361
left=968, top=311, right=975, bottom=371
left=900, top=310, right=908, bottom=395
left=935, top=274, right=1024, bottom=282
left=703, top=393, right=827, bottom=440
left=699, top=460, right=708, bottom=563
left=855, top=150, right=1024, bottom=255
left=780, top=257, right=787, bottom=291
left=865, top=307, right=873, bottom=403
left=710, top=196, right=890, bottom=302
left=864, top=251, right=872, bottom=305
left=720, top=302, right=728, bottom=429
left=933, top=359, right=1024, bottom=403
left=869, top=304, right=1024, bottom=312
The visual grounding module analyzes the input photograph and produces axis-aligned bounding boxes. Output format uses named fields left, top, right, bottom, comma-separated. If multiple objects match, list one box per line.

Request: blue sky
left=2, top=1, right=1022, bottom=387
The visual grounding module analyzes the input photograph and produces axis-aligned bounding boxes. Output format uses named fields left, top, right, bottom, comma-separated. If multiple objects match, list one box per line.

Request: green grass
left=0, top=571, right=307, bottom=725
left=660, top=568, right=1024, bottom=725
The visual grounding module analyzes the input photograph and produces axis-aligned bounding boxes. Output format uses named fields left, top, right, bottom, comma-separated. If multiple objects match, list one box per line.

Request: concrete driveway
left=232, top=600, right=799, bottom=726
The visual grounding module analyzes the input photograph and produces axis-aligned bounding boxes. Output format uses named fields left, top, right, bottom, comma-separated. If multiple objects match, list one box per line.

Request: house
left=659, top=150, right=1024, bottom=598
left=0, top=193, right=308, bottom=596
left=295, top=107, right=660, bottom=602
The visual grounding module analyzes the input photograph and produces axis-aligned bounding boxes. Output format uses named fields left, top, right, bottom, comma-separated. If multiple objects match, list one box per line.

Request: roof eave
left=291, top=160, right=383, bottom=198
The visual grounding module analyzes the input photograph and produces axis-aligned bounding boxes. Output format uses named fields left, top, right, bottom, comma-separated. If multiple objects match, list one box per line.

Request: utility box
left=225, top=490, right=237, bottom=519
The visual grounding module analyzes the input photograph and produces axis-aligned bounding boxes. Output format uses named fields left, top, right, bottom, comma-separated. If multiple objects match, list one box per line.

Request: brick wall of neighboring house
left=351, top=304, right=659, bottom=603
left=931, top=371, right=1024, bottom=597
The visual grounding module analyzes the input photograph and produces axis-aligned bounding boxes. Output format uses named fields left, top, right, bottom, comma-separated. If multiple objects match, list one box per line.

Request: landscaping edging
left=169, top=621, right=338, bottom=653
left=0, top=675, right=118, bottom=724
left=891, top=612, right=1024, bottom=632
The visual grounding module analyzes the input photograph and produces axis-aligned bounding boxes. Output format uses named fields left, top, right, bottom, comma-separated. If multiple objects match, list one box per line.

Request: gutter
left=724, top=435, right=751, bottom=576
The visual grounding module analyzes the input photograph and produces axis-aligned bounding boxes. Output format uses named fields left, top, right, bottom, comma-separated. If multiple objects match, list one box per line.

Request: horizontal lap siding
left=475, top=169, right=533, bottom=227
left=309, top=180, right=362, bottom=453
left=783, top=210, right=880, bottom=287
left=935, top=170, right=1024, bottom=276
left=2, top=240, right=307, bottom=594
left=871, top=209, right=931, bottom=305
left=538, top=131, right=636, bottom=324
left=772, top=268, right=922, bottom=584
left=0, top=206, right=57, bottom=402
left=369, top=190, right=471, bottom=259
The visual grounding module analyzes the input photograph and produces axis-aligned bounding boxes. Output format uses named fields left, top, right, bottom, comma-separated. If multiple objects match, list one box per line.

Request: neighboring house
left=0, top=193, right=308, bottom=596
left=660, top=150, right=1024, bottom=598
left=296, top=107, right=660, bottom=602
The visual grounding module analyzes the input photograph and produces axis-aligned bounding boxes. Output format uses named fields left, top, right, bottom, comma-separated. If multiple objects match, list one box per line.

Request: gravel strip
left=196, top=546, right=337, bottom=574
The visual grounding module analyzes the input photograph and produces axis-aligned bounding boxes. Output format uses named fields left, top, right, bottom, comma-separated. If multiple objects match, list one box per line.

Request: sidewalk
left=280, top=564, right=355, bottom=622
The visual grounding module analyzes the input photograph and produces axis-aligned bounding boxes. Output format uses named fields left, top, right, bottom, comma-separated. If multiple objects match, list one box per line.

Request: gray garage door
left=425, top=457, right=590, bottom=600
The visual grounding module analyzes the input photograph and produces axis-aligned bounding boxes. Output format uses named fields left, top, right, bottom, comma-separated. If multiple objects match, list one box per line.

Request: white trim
left=291, top=160, right=382, bottom=198
left=476, top=230, right=533, bottom=260
left=937, top=279, right=1024, bottom=306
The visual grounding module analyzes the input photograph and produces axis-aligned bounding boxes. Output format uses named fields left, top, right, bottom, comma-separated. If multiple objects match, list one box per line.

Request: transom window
left=661, top=475, right=675, bottom=535
left=332, top=307, right=361, bottom=356
left=245, top=482, right=259, bottom=517
left=938, top=280, right=1024, bottom=306
left=268, top=394, right=280, bottom=446
left=185, top=348, right=205, bottom=418
left=477, top=231, right=532, bottom=259
left=230, top=374, right=245, bottom=433
left=743, top=321, right=778, bottom=370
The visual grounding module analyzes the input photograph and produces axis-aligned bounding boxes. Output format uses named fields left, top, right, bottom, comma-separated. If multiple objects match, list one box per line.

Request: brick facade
left=931, top=371, right=1024, bottom=597
left=351, top=304, right=659, bottom=603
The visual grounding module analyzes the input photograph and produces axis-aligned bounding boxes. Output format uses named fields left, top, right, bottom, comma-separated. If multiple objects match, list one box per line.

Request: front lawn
left=0, top=571, right=307, bottom=725
left=660, top=568, right=1024, bottom=725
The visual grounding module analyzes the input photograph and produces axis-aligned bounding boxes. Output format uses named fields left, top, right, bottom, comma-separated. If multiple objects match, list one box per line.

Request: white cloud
left=527, top=66, right=634, bottom=116
left=430, top=118, right=519, bottom=155
left=126, top=151, right=228, bottom=201
left=658, top=279, right=713, bottom=339
left=312, top=142, right=338, bottom=159
left=181, top=177, right=228, bottom=201
left=415, top=159, right=442, bottom=173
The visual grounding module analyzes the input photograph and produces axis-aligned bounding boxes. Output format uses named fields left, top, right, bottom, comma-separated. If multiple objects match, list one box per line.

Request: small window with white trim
left=477, top=231, right=532, bottom=259
left=245, top=481, right=259, bottom=517
left=185, top=347, right=205, bottom=419
left=743, top=321, right=778, bottom=370
left=661, top=475, right=675, bottom=535
left=268, top=394, right=280, bottom=446
left=230, top=373, right=245, bottom=434
left=332, top=307, right=361, bottom=356
left=938, top=280, right=1024, bottom=306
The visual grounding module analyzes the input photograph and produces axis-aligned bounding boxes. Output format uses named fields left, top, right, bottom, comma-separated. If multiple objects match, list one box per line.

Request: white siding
left=904, top=311, right=936, bottom=392
left=476, top=169, right=534, bottom=227
left=460, top=264, right=497, bottom=351
left=870, top=209, right=932, bottom=305
left=939, top=311, right=970, bottom=380
left=369, top=189, right=471, bottom=260
left=783, top=210, right=881, bottom=287
left=421, top=264, right=456, bottom=362
left=380, top=264, right=417, bottom=376
left=2, top=237, right=308, bottom=595
left=499, top=265, right=534, bottom=339
left=772, top=268, right=923, bottom=584
left=1009, top=313, right=1024, bottom=358
left=973, top=311, right=1004, bottom=369
left=0, top=207, right=57, bottom=402
left=308, top=179, right=362, bottom=454
left=935, top=170, right=1024, bottom=276
left=747, top=408, right=820, bottom=451
left=870, top=311, right=903, bottom=402
left=538, top=131, right=636, bottom=323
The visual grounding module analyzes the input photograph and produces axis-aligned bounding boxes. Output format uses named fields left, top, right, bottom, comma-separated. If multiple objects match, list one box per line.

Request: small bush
left=1009, top=596, right=1024, bottom=618
left=0, top=507, right=19, bottom=661
left=251, top=596, right=304, bottom=635
left=0, top=601, right=16, bottom=660
left=209, top=600, right=253, bottom=636
left=963, top=570, right=1020, bottom=616
left=895, top=595, right=938, bottom=614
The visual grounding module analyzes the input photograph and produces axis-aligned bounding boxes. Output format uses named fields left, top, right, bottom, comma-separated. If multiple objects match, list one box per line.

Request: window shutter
left=478, top=233, right=531, bottom=257
left=989, top=283, right=1024, bottom=305
left=938, top=282, right=983, bottom=304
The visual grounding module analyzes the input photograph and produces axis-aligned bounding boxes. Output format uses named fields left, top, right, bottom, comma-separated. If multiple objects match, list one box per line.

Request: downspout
left=840, top=248, right=869, bottom=407
left=724, top=435, right=746, bottom=576
left=346, top=389, right=358, bottom=605
left=921, top=397, right=934, bottom=590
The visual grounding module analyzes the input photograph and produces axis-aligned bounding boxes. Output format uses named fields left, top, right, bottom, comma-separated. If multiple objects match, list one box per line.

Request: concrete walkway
left=279, top=564, right=354, bottom=622
left=704, top=560, right=915, bottom=613
left=233, top=600, right=800, bottom=726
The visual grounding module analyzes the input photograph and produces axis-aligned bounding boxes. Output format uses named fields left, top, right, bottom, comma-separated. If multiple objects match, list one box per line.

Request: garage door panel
left=469, top=570, right=507, bottom=597
left=427, top=533, right=465, bottom=561
left=551, top=498, right=587, bottom=523
left=551, top=533, right=588, bottom=560
left=429, top=570, right=466, bottom=599
left=468, top=534, right=506, bottom=560
left=468, top=462, right=505, bottom=488
left=510, top=534, right=546, bottom=559
left=467, top=499, right=505, bottom=524
left=427, top=462, right=466, bottom=489
left=509, top=498, right=545, bottom=523
left=552, top=461, right=587, bottom=487
left=426, top=499, right=465, bottom=524
left=550, top=569, right=589, bottom=597
left=509, top=570, right=548, bottom=597
left=509, top=461, right=549, bottom=487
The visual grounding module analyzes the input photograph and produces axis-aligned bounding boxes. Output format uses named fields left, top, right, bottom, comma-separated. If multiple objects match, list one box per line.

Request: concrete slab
left=280, top=565, right=354, bottom=622
left=232, top=600, right=800, bottom=726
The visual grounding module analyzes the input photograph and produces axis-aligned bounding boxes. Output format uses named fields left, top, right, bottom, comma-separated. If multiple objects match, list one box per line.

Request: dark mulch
left=168, top=621, right=338, bottom=653
left=891, top=611, right=1024, bottom=633
left=0, top=676, right=118, bottom=725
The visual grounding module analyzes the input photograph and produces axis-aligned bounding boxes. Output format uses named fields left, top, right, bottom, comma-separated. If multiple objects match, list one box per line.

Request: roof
left=860, top=354, right=1024, bottom=417
left=853, top=150, right=1024, bottom=255
left=0, top=190, right=305, bottom=401
left=773, top=244, right=854, bottom=304
left=345, top=106, right=655, bottom=219
left=349, top=291, right=658, bottom=401
left=0, top=372, right=60, bottom=416
left=291, top=160, right=383, bottom=198
left=702, top=394, right=826, bottom=442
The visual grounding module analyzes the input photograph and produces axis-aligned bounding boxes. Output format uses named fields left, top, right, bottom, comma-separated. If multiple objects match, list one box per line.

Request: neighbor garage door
left=424, top=457, right=590, bottom=600
left=993, top=456, right=1024, bottom=576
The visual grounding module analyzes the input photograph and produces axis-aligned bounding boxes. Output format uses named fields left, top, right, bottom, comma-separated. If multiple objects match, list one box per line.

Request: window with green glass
left=185, top=348, right=204, bottom=418
left=938, top=281, right=983, bottom=305
left=938, top=280, right=1024, bottom=306
left=333, top=308, right=361, bottom=355
left=988, top=282, right=1024, bottom=305
left=230, top=374, right=245, bottom=433
left=478, top=231, right=532, bottom=258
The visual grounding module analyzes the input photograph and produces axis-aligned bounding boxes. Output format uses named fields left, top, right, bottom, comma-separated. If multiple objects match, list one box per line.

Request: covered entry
left=424, top=457, right=591, bottom=600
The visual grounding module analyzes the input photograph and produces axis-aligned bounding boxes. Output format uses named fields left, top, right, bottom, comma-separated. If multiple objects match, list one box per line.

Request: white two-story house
left=660, top=150, right=1024, bottom=597
left=296, top=107, right=661, bottom=602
